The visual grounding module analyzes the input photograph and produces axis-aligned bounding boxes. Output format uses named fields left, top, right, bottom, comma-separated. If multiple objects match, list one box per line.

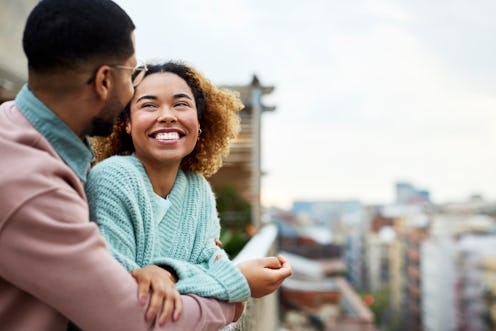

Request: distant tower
left=396, top=182, right=416, bottom=204
left=395, top=182, right=430, bottom=205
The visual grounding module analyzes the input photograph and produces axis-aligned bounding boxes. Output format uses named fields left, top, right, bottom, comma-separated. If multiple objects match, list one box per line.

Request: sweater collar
left=130, top=154, right=185, bottom=223
left=15, top=84, right=94, bottom=182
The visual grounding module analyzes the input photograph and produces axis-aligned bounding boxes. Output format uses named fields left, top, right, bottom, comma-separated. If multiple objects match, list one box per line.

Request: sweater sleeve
left=152, top=175, right=251, bottom=302
left=85, top=159, right=141, bottom=272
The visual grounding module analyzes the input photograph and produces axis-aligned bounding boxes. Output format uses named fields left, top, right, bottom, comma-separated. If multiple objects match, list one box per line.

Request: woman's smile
left=149, top=129, right=184, bottom=144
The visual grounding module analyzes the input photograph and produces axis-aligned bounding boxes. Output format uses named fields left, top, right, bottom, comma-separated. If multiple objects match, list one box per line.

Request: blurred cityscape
left=266, top=183, right=496, bottom=331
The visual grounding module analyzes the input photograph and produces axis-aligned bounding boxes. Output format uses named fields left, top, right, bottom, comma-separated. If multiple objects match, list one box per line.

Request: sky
left=114, top=0, right=496, bottom=209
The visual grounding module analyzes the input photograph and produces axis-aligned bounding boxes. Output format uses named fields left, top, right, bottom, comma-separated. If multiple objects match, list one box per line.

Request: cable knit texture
left=85, top=155, right=250, bottom=302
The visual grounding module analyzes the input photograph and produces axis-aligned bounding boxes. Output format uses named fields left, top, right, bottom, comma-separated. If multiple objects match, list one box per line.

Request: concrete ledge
left=233, top=223, right=277, bottom=264
left=223, top=224, right=279, bottom=331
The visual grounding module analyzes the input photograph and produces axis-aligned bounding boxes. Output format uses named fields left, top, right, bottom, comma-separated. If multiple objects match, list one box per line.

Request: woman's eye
left=141, top=103, right=157, bottom=109
left=175, top=101, right=189, bottom=108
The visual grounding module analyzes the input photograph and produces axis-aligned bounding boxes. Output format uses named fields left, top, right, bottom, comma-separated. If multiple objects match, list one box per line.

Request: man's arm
left=0, top=188, right=235, bottom=331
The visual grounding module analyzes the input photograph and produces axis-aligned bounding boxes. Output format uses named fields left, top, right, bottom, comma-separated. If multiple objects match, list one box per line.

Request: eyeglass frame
left=86, top=61, right=148, bottom=87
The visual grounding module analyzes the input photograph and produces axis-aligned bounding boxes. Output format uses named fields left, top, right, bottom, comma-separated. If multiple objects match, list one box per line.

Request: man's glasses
left=86, top=61, right=148, bottom=87
left=110, top=62, right=148, bottom=87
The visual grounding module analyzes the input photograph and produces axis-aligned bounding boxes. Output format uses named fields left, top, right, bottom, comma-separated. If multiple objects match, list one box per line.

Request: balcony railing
left=221, top=224, right=279, bottom=331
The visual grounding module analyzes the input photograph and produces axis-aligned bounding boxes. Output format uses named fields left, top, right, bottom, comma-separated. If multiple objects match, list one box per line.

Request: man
left=0, top=1, right=293, bottom=330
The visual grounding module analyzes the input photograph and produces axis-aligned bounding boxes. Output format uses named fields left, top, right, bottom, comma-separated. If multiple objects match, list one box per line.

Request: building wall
left=210, top=77, right=274, bottom=227
left=389, top=237, right=403, bottom=310
left=365, top=234, right=390, bottom=292
left=0, top=0, right=38, bottom=101
left=345, top=232, right=365, bottom=290
left=457, top=236, right=496, bottom=331
left=421, top=236, right=457, bottom=331
left=400, top=228, right=428, bottom=331
left=481, top=256, right=496, bottom=330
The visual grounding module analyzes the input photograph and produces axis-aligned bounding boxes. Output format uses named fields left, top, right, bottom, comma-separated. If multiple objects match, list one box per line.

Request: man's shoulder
left=0, top=103, right=70, bottom=184
left=0, top=101, right=44, bottom=148
left=0, top=104, right=84, bottom=227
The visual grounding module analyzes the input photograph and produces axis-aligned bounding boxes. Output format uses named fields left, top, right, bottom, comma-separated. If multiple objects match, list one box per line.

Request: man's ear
left=93, top=65, right=112, bottom=100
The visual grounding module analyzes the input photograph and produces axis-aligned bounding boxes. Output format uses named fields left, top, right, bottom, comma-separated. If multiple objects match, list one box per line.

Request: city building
left=395, top=181, right=431, bottom=205
left=398, top=220, right=429, bottom=331
left=345, top=230, right=366, bottom=290
left=0, top=1, right=37, bottom=102
left=209, top=76, right=275, bottom=228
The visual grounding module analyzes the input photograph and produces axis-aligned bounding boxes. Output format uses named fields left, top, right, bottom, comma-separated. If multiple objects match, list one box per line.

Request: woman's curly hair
left=91, top=61, right=243, bottom=177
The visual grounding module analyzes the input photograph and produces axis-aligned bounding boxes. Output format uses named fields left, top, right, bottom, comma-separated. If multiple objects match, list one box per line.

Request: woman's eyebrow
left=173, top=93, right=193, bottom=100
left=136, top=95, right=158, bottom=103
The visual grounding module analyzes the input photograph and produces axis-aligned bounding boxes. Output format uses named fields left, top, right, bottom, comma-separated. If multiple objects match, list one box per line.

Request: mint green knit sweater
left=85, top=155, right=250, bottom=302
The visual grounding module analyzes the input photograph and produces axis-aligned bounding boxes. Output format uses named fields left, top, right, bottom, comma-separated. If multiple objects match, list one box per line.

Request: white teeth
left=155, top=132, right=179, bottom=140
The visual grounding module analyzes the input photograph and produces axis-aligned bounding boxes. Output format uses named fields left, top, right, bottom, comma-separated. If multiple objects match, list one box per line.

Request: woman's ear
left=125, top=119, right=132, bottom=134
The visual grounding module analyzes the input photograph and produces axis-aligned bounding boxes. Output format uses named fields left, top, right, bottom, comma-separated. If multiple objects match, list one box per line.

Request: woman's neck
left=139, top=157, right=181, bottom=198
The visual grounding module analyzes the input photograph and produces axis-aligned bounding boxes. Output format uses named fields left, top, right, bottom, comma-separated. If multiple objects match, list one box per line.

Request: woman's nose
left=157, top=107, right=177, bottom=123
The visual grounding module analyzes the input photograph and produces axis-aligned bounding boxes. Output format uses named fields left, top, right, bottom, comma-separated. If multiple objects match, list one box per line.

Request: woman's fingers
left=172, top=292, right=183, bottom=321
left=152, top=281, right=183, bottom=325
left=146, top=281, right=165, bottom=322
left=135, top=275, right=151, bottom=305
left=157, top=291, right=174, bottom=325
left=131, top=265, right=182, bottom=325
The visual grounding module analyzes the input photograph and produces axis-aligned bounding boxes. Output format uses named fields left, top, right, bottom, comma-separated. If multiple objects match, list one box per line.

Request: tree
left=214, top=185, right=252, bottom=258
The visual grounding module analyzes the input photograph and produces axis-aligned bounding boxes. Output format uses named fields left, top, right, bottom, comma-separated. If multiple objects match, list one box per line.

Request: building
left=399, top=223, right=429, bottom=331
left=209, top=76, right=275, bottom=227
left=345, top=230, right=366, bottom=290
left=421, top=235, right=457, bottom=331
left=413, top=214, right=496, bottom=331
left=395, top=182, right=430, bottom=205
left=456, top=234, right=496, bottom=331
left=279, top=251, right=377, bottom=331
left=0, top=1, right=38, bottom=102
left=480, top=256, right=496, bottom=330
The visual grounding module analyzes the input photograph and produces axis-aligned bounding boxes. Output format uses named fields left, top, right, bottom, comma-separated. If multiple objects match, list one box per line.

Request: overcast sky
left=114, top=0, right=496, bottom=208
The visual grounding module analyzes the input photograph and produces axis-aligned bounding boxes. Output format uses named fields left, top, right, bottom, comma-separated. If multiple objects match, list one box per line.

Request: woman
left=87, top=61, right=291, bottom=326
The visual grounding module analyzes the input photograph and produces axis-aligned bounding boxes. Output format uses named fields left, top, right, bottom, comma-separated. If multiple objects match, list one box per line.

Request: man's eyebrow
left=136, top=95, right=157, bottom=103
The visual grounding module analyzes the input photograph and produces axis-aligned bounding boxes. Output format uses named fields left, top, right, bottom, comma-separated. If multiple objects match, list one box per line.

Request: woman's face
left=126, top=72, right=200, bottom=168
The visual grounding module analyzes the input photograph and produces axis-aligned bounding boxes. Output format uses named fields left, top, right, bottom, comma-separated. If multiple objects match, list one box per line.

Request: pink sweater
left=0, top=101, right=235, bottom=331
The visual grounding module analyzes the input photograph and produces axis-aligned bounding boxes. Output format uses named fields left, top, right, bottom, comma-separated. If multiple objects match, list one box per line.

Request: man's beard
left=88, top=116, right=115, bottom=137
left=88, top=94, right=128, bottom=137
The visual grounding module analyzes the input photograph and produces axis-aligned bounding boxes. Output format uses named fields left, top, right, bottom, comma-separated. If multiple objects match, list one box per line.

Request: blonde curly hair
left=91, top=61, right=243, bottom=177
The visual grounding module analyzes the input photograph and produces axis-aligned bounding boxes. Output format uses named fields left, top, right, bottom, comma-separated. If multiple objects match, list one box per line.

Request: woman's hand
left=215, top=239, right=223, bottom=248
left=131, top=265, right=183, bottom=326
left=236, top=254, right=292, bottom=298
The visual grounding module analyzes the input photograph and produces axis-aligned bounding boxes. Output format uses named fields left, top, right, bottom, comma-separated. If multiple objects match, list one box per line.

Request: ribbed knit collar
left=129, top=154, right=187, bottom=224
left=15, top=84, right=94, bottom=182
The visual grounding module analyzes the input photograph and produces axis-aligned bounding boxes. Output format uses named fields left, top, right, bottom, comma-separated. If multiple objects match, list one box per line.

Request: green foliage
left=219, top=229, right=249, bottom=259
left=358, top=287, right=393, bottom=330
left=369, top=287, right=390, bottom=318
left=214, top=185, right=252, bottom=258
